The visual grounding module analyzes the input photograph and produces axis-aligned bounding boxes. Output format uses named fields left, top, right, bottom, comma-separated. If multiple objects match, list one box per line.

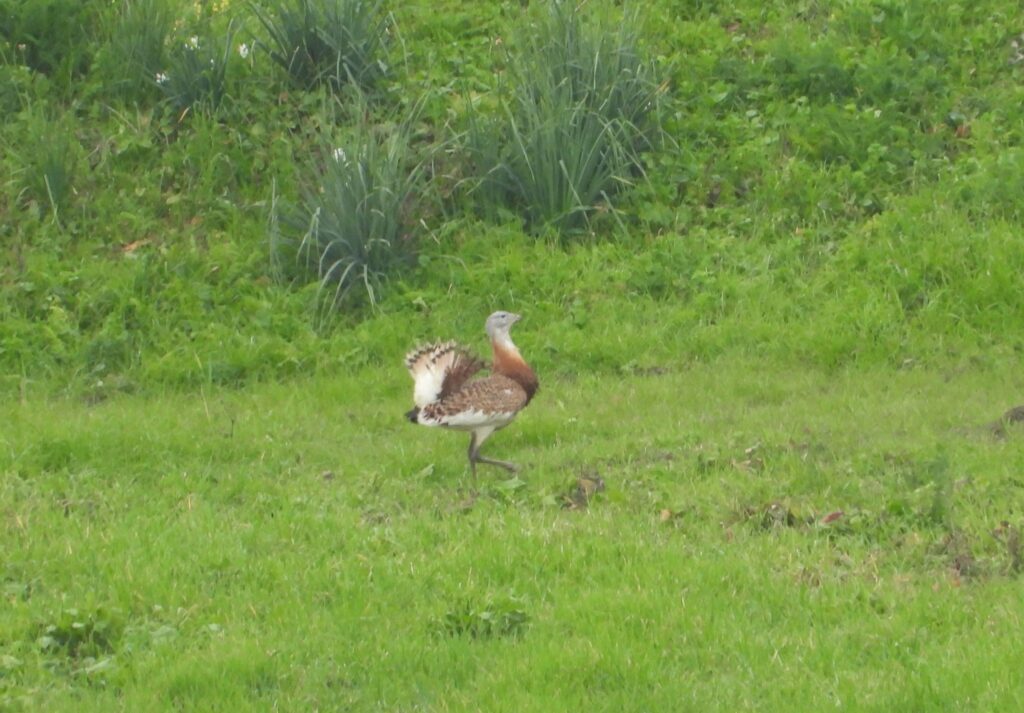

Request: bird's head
left=485, top=310, right=522, bottom=342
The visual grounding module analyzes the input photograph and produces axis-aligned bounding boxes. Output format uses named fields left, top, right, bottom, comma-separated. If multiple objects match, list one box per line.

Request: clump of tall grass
left=7, top=108, right=82, bottom=226
left=95, top=0, right=173, bottom=103
left=251, top=0, right=389, bottom=91
left=270, top=107, right=429, bottom=313
left=157, top=25, right=237, bottom=118
left=467, top=0, right=664, bottom=235
left=0, top=0, right=101, bottom=91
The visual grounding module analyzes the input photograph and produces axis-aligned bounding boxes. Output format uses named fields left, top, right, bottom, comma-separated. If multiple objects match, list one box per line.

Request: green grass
left=3, top=0, right=1022, bottom=388
left=3, top=360, right=1024, bottom=709
left=3, top=0, right=1024, bottom=707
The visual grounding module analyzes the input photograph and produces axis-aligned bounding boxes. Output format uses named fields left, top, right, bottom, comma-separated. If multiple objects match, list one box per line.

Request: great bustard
left=404, top=311, right=539, bottom=483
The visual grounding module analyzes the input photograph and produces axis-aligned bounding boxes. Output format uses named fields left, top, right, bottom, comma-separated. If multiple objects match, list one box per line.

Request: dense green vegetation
left=2, top=0, right=1023, bottom=709
left=2, top=0, right=1021, bottom=395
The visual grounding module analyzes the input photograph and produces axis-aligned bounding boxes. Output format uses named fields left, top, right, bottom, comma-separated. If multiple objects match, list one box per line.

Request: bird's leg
left=474, top=455, right=519, bottom=473
left=467, top=432, right=478, bottom=488
left=467, top=428, right=517, bottom=481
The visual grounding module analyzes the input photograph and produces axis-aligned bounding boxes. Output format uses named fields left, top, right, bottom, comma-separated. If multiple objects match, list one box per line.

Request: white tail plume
left=404, top=341, right=479, bottom=408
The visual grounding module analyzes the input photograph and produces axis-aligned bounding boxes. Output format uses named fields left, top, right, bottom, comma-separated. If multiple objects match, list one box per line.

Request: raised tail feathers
left=404, top=341, right=485, bottom=409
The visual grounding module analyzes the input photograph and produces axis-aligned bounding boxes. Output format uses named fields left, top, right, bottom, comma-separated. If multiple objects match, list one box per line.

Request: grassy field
left=3, top=361, right=1024, bottom=709
left=3, top=0, right=1024, bottom=708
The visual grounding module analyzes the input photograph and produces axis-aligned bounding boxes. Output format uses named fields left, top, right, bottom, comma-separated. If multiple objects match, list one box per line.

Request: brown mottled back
left=422, top=375, right=528, bottom=422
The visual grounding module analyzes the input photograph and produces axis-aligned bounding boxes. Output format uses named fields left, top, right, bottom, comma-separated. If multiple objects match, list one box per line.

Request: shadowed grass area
left=3, top=360, right=1023, bottom=709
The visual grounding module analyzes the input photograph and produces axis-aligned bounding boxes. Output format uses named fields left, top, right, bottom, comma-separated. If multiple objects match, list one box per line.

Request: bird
left=404, top=311, right=539, bottom=484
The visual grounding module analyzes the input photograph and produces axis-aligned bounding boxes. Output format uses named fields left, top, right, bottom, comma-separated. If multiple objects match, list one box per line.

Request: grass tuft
left=157, top=23, right=238, bottom=118
left=6, top=108, right=81, bottom=226
left=251, top=0, right=390, bottom=92
left=467, top=0, right=663, bottom=235
left=95, top=0, right=173, bottom=103
left=270, top=103, right=430, bottom=312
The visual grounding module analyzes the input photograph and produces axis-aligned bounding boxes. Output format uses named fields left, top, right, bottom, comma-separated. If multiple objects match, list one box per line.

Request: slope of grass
left=3, top=360, right=1024, bottom=709
left=2, top=0, right=1023, bottom=393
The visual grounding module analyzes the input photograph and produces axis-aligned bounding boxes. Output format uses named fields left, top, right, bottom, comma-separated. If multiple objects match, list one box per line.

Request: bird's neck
left=490, top=333, right=522, bottom=369
left=491, top=331, right=516, bottom=353
left=491, top=337, right=539, bottom=402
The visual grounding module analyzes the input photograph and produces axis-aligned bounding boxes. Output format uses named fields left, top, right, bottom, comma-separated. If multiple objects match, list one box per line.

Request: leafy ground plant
left=252, top=0, right=389, bottom=91
left=467, top=0, right=663, bottom=235
left=36, top=607, right=123, bottom=663
left=436, top=592, right=529, bottom=640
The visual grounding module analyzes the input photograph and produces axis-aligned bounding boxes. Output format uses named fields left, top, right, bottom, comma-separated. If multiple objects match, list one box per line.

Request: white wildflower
left=186, top=36, right=200, bottom=50
left=238, top=43, right=250, bottom=59
left=155, top=72, right=169, bottom=85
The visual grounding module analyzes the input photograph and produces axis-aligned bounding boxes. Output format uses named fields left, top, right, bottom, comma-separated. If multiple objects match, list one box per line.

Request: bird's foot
left=476, top=456, right=519, bottom=473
